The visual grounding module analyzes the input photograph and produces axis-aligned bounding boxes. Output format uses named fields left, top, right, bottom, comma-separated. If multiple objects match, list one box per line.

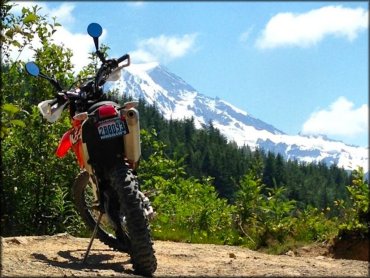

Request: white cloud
left=9, top=1, right=42, bottom=14
left=7, top=2, right=102, bottom=73
left=52, top=27, right=104, bottom=73
left=10, top=2, right=75, bottom=27
left=256, top=5, right=368, bottom=49
left=48, top=3, right=76, bottom=26
left=8, top=29, right=95, bottom=74
left=130, top=33, right=198, bottom=64
left=301, top=97, right=368, bottom=139
left=9, top=2, right=195, bottom=69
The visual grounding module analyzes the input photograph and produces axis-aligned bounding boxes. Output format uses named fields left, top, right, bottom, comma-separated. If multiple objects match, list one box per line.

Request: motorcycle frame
left=55, top=103, right=139, bottom=209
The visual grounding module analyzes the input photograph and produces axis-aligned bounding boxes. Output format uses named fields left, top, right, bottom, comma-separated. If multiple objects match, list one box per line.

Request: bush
left=139, top=129, right=238, bottom=245
left=293, top=206, right=338, bottom=242
left=337, top=167, right=369, bottom=236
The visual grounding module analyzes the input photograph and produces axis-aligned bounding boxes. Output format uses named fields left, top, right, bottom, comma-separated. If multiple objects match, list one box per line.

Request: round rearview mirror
left=25, top=62, right=40, bottom=77
left=87, top=23, right=102, bottom=38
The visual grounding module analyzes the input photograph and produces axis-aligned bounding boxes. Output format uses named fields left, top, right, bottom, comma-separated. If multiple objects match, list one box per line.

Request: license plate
left=97, top=118, right=128, bottom=140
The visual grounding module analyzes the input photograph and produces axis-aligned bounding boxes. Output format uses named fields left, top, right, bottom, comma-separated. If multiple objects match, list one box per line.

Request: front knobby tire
left=73, top=171, right=129, bottom=252
left=110, top=164, right=157, bottom=276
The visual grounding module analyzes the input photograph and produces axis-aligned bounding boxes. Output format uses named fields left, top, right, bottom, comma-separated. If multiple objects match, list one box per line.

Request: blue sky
left=11, top=1, right=369, bottom=147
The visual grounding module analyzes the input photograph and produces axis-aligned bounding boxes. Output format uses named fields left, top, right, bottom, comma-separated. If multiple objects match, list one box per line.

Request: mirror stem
left=39, top=72, right=62, bottom=91
left=93, top=37, right=99, bottom=52
left=96, top=50, right=106, bottom=63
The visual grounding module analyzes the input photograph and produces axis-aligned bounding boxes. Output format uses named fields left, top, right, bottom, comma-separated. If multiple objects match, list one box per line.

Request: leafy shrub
left=1, top=4, right=82, bottom=236
left=259, top=186, right=297, bottom=244
left=293, top=206, right=339, bottom=242
left=337, top=167, right=369, bottom=235
left=139, top=129, right=238, bottom=245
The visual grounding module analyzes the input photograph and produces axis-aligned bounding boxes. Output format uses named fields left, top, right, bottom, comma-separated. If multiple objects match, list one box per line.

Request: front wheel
left=72, top=171, right=130, bottom=252
left=110, top=164, right=157, bottom=276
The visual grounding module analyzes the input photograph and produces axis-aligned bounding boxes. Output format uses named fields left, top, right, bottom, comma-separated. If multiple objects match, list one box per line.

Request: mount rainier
left=109, top=62, right=368, bottom=173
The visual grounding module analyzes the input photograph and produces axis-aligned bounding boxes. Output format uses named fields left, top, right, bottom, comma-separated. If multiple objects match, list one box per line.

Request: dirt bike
left=24, top=23, right=157, bottom=276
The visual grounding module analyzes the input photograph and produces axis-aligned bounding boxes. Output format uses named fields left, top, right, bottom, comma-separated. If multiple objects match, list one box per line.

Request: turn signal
left=73, top=112, right=88, bottom=121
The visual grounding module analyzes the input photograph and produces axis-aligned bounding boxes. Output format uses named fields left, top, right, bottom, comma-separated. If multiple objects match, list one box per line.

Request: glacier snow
left=108, top=63, right=368, bottom=173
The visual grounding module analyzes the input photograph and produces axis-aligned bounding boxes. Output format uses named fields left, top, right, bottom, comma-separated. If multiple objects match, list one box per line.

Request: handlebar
left=36, top=53, right=129, bottom=108
left=94, top=54, right=130, bottom=88
left=117, top=54, right=130, bottom=66
left=48, top=91, right=68, bottom=108
left=25, top=46, right=129, bottom=103
left=49, top=98, right=59, bottom=107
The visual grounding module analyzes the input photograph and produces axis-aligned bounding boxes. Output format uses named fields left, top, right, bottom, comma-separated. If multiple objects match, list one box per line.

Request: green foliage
left=139, top=129, right=186, bottom=184
left=50, top=186, right=88, bottom=236
left=138, top=101, right=351, bottom=208
left=1, top=2, right=83, bottom=236
left=235, top=172, right=297, bottom=249
left=1, top=103, right=26, bottom=139
left=235, top=170, right=264, bottom=225
left=1, top=106, right=81, bottom=235
left=234, top=170, right=265, bottom=248
left=150, top=176, right=238, bottom=244
left=337, top=167, right=369, bottom=234
left=293, top=206, right=338, bottom=243
left=234, top=169, right=340, bottom=251
left=139, top=129, right=238, bottom=245
left=260, top=186, right=297, bottom=243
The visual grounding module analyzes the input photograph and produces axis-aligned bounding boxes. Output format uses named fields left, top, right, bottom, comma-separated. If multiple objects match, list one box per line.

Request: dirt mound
left=1, top=233, right=369, bottom=277
left=330, top=231, right=369, bottom=261
left=292, top=242, right=332, bottom=258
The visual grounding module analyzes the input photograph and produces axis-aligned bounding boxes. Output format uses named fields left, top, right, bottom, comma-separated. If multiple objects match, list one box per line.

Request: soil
left=1, top=233, right=369, bottom=277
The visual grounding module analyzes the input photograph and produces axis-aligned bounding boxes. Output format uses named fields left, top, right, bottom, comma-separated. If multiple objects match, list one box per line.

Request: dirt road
left=1, top=233, right=369, bottom=277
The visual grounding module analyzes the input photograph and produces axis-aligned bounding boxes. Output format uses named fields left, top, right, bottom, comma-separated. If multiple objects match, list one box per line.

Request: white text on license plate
left=98, top=119, right=128, bottom=139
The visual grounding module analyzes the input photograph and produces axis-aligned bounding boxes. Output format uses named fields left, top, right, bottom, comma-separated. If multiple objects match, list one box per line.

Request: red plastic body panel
left=55, top=119, right=85, bottom=168
left=56, top=129, right=72, bottom=158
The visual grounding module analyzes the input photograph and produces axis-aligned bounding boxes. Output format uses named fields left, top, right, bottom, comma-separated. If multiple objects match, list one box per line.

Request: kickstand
left=82, top=211, right=103, bottom=264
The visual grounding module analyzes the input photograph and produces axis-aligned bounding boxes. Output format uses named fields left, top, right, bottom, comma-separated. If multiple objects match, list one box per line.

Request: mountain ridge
left=108, top=63, right=368, bottom=172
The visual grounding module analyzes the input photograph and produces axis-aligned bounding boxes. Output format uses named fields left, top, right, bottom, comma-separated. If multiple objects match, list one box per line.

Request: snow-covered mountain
left=109, top=62, right=368, bottom=172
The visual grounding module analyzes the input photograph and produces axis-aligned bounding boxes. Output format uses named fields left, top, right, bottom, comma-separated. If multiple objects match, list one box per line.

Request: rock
left=300, top=246, right=310, bottom=252
left=10, top=237, right=28, bottom=245
left=229, top=252, right=236, bottom=259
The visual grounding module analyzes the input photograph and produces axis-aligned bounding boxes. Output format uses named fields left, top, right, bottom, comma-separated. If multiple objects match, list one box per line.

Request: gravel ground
left=1, top=233, right=369, bottom=277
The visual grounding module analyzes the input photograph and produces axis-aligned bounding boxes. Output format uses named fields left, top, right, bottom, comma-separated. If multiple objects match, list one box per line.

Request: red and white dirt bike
left=25, top=23, right=157, bottom=276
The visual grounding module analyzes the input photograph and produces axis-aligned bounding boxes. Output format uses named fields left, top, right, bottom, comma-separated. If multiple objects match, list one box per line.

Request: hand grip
left=49, top=98, right=58, bottom=106
left=117, top=54, right=130, bottom=67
